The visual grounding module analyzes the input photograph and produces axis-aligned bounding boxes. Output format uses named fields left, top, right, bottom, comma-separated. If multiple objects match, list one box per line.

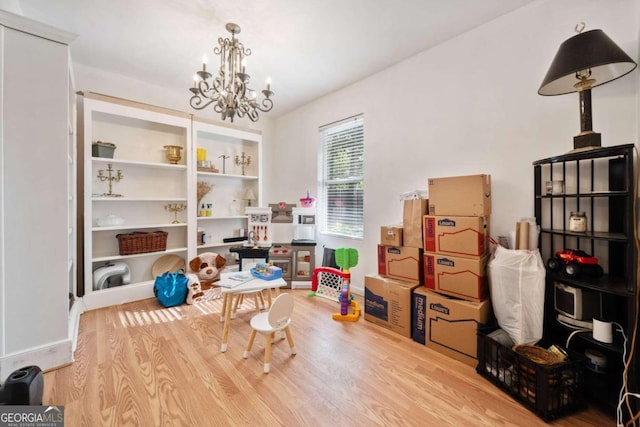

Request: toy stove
left=245, top=207, right=272, bottom=247
left=268, top=203, right=316, bottom=289
left=269, top=244, right=294, bottom=285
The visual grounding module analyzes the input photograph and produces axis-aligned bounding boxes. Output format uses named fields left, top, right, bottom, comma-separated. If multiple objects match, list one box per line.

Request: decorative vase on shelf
left=229, top=199, right=241, bottom=216
left=163, top=145, right=183, bottom=164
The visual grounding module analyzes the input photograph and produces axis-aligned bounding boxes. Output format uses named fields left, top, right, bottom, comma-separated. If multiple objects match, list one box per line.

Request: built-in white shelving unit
left=79, top=93, right=262, bottom=310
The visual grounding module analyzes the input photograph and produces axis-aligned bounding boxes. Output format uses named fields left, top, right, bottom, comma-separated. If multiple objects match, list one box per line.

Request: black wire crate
left=476, top=328, right=587, bottom=422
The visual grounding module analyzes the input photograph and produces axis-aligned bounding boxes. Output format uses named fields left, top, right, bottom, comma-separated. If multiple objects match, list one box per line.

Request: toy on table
left=309, top=248, right=361, bottom=322
left=251, top=262, right=283, bottom=281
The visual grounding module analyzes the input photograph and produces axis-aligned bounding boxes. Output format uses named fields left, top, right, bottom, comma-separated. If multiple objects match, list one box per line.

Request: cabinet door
left=1, top=25, right=70, bottom=357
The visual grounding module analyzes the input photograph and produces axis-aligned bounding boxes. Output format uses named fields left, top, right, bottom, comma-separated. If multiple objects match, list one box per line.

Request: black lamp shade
left=538, top=29, right=637, bottom=96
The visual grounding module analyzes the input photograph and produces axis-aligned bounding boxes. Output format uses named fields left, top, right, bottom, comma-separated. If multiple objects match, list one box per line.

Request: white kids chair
left=243, top=292, right=296, bottom=373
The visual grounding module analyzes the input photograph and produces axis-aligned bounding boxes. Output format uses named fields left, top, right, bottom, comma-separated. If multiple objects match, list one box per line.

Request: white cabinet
left=192, top=118, right=262, bottom=260
left=80, top=93, right=193, bottom=310
left=79, top=95, right=262, bottom=309
left=0, top=10, right=76, bottom=377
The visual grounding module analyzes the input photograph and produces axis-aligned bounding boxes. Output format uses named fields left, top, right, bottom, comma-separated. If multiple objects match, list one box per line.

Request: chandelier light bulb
left=266, top=76, right=272, bottom=91
left=241, top=58, right=247, bottom=73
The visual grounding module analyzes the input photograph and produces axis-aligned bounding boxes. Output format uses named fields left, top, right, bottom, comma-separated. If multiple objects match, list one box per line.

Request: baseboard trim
left=0, top=338, right=73, bottom=379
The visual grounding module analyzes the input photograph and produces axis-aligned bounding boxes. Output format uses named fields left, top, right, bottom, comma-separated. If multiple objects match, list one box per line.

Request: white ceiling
left=14, top=0, right=536, bottom=118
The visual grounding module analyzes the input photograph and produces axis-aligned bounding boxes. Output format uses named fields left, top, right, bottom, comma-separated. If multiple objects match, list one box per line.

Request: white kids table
left=217, top=271, right=286, bottom=352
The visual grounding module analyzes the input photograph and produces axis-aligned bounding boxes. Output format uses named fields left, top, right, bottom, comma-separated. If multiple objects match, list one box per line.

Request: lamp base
left=573, top=132, right=601, bottom=149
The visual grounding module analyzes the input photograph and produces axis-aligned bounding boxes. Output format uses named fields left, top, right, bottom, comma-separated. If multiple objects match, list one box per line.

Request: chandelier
left=189, top=23, right=274, bottom=123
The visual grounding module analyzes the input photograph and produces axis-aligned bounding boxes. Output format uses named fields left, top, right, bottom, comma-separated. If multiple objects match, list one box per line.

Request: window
left=318, top=115, right=364, bottom=239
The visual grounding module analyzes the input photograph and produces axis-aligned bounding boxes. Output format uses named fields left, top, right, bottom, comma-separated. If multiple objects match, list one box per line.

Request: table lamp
left=244, top=188, right=256, bottom=207
left=538, top=24, right=637, bottom=150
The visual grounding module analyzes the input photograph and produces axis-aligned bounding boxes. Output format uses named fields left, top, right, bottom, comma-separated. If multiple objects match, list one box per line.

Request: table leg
left=221, top=293, right=234, bottom=352
left=220, top=293, right=229, bottom=323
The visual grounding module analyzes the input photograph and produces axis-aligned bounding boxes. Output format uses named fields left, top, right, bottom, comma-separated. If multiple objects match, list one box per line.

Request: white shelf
left=93, top=157, right=187, bottom=170
left=92, top=246, right=187, bottom=263
left=92, top=197, right=188, bottom=202
left=197, top=215, right=247, bottom=220
left=92, top=222, right=187, bottom=231
left=197, top=171, right=257, bottom=180
left=198, top=242, right=244, bottom=249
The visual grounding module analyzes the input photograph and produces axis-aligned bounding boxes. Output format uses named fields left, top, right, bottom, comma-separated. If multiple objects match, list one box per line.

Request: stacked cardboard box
left=364, top=275, right=419, bottom=337
left=366, top=197, right=427, bottom=336
left=413, top=174, right=494, bottom=366
left=412, top=287, right=492, bottom=366
left=423, top=174, right=491, bottom=301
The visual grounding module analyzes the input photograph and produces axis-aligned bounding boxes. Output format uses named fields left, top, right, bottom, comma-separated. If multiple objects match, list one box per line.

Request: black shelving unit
left=533, top=144, right=638, bottom=416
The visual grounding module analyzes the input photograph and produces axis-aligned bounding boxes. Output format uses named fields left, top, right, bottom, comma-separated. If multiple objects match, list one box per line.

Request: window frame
left=317, top=114, right=365, bottom=239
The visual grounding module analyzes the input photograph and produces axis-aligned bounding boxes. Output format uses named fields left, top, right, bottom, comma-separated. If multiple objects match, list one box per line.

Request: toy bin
left=476, top=328, right=587, bottom=422
left=116, top=231, right=168, bottom=255
left=92, top=141, right=116, bottom=158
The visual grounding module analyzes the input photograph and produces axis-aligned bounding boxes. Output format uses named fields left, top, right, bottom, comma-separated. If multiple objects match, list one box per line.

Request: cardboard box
left=413, top=289, right=493, bottom=367
left=365, top=275, right=419, bottom=337
left=428, top=174, right=491, bottom=217
left=423, top=215, right=488, bottom=258
left=377, top=245, right=423, bottom=284
left=380, top=225, right=403, bottom=247
left=423, top=252, right=489, bottom=302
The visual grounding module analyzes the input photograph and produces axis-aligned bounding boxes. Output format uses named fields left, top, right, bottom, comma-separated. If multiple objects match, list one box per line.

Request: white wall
left=272, top=0, right=640, bottom=294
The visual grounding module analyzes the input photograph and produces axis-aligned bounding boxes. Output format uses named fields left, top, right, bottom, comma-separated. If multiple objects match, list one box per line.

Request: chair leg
left=264, top=332, right=274, bottom=373
left=265, top=289, right=273, bottom=308
left=243, top=330, right=257, bottom=359
left=284, top=326, right=296, bottom=355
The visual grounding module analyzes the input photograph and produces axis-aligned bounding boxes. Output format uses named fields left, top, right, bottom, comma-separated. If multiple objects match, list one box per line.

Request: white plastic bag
left=487, top=245, right=546, bottom=345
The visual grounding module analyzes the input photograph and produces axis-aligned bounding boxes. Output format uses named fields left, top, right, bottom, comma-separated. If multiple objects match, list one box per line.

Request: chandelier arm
left=253, top=97, right=274, bottom=113
left=246, top=109, right=259, bottom=122
left=190, top=95, right=216, bottom=111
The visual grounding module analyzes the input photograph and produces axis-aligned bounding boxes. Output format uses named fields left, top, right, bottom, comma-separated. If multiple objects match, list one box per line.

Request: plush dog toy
left=185, top=273, right=205, bottom=305
left=188, top=252, right=226, bottom=290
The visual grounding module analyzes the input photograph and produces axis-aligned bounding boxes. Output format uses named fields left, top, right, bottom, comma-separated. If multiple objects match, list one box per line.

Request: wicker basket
left=513, top=345, right=563, bottom=366
left=116, top=231, right=168, bottom=255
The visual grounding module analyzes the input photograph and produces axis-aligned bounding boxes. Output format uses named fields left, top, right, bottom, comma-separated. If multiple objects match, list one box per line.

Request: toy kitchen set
left=267, top=199, right=317, bottom=289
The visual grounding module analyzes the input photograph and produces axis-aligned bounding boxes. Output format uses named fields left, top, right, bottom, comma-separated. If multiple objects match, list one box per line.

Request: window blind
left=318, top=115, right=364, bottom=239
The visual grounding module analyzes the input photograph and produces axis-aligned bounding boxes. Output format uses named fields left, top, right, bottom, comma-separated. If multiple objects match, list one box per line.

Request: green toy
left=335, top=248, right=358, bottom=272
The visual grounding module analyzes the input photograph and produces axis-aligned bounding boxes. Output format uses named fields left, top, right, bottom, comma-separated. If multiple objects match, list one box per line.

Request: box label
left=437, top=257, right=455, bottom=267
left=424, top=216, right=436, bottom=252
left=412, top=291, right=426, bottom=344
left=365, top=287, right=388, bottom=321
left=438, top=218, right=456, bottom=227
left=430, top=302, right=450, bottom=315
left=377, top=245, right=387, bottom=275
left=424, top=253, right=435, bottom=289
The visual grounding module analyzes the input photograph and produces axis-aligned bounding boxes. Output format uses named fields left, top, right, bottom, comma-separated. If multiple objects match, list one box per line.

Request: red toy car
left=547, top=249, right=603, bottom=278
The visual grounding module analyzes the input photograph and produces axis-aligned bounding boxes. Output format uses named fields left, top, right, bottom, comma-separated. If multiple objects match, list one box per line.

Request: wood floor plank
left=44, top=290, right=614, bottom=426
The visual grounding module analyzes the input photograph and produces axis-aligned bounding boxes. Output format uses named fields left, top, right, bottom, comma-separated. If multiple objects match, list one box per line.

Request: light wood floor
left=44, top=290, right=613, bottom=426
